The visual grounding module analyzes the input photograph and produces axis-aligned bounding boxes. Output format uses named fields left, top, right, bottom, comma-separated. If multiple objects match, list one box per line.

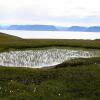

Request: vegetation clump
left=55, top=57, right=100, bottom=68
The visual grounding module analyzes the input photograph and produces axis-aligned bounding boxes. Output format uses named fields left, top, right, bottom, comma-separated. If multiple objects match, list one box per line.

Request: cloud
left=0, top=0, right=100, bottom=25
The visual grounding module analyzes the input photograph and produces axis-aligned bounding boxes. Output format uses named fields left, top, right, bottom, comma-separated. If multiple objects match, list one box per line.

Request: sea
left=0, top=30, right=100, bottom=40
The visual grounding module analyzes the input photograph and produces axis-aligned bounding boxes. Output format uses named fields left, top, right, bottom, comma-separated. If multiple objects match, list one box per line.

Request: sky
left=0, top=0, right=100, bottom=26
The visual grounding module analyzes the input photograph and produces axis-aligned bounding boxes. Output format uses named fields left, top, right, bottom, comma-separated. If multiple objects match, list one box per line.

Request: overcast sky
left=0, top=0, right=100, bottom=26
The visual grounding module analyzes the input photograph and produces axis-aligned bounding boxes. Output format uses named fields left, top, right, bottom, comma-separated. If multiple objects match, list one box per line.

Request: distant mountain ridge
left=57, top=26, right=100, bottom=32
left=7, top=25, right=57, bottom=31
left=0, top=25, right=100, bottom=32
left=66, top=26, right=87, bottom=32
left=86, top=26, right=100, bottom=32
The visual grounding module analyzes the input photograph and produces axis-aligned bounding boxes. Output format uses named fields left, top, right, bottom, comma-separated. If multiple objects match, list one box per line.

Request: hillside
left=0, top=32, right=22, bottom=42
left=0, top=32, right=100, bottom=50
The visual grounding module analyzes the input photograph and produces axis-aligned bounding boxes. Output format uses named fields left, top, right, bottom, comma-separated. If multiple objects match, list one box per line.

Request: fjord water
left=0, top=48, right=100, bottom=68
left=0, top=30, right=100, bottom=39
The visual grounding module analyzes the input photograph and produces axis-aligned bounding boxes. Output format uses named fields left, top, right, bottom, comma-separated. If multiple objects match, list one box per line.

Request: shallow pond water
left=0, top=48, right=100, bottom=68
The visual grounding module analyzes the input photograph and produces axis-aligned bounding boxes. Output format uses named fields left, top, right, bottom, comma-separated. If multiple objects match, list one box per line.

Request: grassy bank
left=0, top=65, right=100, bottom=100
left=0, top=32, right=100, bottom=52
left=55, top=57, right=100, bottom=68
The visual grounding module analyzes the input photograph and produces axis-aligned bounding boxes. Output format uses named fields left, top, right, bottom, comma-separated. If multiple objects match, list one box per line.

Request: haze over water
left=0, top=30, right=100, bottom=40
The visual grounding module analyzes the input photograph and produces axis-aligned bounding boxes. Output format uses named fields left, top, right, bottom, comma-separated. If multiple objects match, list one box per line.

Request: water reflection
left=0, top=48, right=100, bottom=68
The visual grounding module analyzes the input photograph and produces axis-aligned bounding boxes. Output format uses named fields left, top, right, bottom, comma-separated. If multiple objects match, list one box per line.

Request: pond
left=0, top=48, right=100, bottom=68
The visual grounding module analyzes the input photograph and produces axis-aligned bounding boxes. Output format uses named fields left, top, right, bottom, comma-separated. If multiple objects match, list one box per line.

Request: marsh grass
left=0, top=65, right=100, bottom=100
left=55, top=57, right=100, bottom=68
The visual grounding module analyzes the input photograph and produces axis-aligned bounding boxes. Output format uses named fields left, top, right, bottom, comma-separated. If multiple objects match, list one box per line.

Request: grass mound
left=55, top=57, right=100, bottom=68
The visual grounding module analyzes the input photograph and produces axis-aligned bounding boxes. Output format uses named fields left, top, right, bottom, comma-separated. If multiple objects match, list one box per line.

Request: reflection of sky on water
left=0, top=30, right=100, bottom=40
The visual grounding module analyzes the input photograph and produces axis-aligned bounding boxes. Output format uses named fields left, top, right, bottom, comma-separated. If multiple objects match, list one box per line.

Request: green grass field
left=0, top=32, right=100, bottom=52
left=0, top=32, right=100, bottom=100
left=0, top=65, right=100, bottom=100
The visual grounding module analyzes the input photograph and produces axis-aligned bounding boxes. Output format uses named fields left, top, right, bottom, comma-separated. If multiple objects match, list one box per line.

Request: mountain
left=67, top=26, right=87, bottom=32
left=7, top=25, right=57, bottom=31
left=1, top=25, right=100, bottom=32
left=57, top=26, right=100, bottom=32
left=86, top=26, right=100, bottom=32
